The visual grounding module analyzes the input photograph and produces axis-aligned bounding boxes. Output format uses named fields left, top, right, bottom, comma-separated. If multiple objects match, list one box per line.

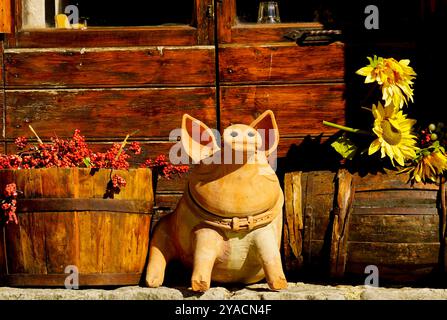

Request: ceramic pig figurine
left=145, top=110, right=287, bottom=292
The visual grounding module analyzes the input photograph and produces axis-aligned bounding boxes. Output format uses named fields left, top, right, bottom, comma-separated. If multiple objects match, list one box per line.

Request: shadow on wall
left=339, top=0, right=447, bottom=127
left=280, top=0, right=447, bottom=174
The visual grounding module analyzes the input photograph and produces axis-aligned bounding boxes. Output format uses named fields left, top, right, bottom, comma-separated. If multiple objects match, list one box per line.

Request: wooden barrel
left=0, top=168, right=153, bottom=287
left=283, top=170, right=446, bottom=283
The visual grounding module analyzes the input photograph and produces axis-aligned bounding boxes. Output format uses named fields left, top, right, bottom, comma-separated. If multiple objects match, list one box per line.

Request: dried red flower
left=112, top=174, right=127, bottom=189
left=129, top=142, right=142, bottom=155
left=142, top=154, right=189, bottom=179
left=14, top=137, right=28, bottom=150
left=1, top=130, right=188, bottom=224
left=2, top=183, right=18, bottom=224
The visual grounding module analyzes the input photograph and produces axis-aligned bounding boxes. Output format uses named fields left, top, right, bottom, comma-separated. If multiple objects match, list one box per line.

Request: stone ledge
left=1, top=282, right=447, bottom=300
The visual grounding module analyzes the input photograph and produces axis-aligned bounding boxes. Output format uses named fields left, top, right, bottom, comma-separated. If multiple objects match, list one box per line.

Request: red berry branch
left=142, top=154, right=189, bottom=179
left=1, top=128, right=189, bottom=224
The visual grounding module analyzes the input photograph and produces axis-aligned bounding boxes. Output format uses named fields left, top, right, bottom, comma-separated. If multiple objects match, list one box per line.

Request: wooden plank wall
left=0, top=28, right=346, bottom=216
left=0, top=42, right=346, bottom=213
left=218, top=42, right=346, bottom=158
left=1, top=45, right=216, bottom=211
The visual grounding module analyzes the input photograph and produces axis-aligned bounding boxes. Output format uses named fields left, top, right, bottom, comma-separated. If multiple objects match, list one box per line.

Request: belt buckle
left=231, top=216, right=255, bottom=231
left=231, top=217, right=240, bottom=231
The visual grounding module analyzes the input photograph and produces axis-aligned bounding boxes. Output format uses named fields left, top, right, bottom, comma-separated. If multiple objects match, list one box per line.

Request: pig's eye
left=247, top=132, right=255, bottom=137
left=230, top=131, right=238, bottom=137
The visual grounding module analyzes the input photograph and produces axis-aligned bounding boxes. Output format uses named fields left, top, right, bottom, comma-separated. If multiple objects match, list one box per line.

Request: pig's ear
left=181, top=114, right=220, bottom=163
left=250, top=110, right=279, bottom=156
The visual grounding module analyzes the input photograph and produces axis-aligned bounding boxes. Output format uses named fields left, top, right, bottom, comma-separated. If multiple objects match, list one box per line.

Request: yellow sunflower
left=356, top=56, right=416, bottom=108
left=368, top=102, right=418, bottom=167
left=408, top=149, right=447, bottom=183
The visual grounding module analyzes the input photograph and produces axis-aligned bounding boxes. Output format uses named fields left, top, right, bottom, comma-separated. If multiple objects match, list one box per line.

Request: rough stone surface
left=2, top=282, right=447, bottom=300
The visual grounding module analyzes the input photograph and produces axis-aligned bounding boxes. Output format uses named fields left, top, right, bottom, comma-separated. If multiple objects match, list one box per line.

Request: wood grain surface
left=4, top=47, right=215, bottom=87
left=219, top=43, right=344, bottom=83
left=220, top=84, right=346, bottom=137
left=8, top=27, right=198, bottom=48
left=0, top=168, right=153, bottom=286
left=284, top=170, right=442, bottom=282
left=5, top=87, right=217, bottom=139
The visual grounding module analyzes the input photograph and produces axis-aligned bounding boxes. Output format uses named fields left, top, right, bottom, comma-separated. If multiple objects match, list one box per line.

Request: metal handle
left=284, top=29, right=342, bottom=46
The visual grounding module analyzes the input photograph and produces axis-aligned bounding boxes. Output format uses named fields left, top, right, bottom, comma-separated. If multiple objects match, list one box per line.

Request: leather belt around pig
left=186, top=186, right=280, bottom=232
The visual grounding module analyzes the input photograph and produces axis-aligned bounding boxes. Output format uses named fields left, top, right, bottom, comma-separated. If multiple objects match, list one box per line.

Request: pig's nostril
left=230, top=131, right=238, bottom=137
left=247, top=132, right=255, bottom=137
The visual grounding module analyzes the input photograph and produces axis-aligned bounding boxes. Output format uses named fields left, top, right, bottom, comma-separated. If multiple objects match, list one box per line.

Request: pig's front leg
left=254, top=229, right=288, bottom=290
left=145, top=216, right=176, bottom=288
left=191, top=227, right=224, bottom=292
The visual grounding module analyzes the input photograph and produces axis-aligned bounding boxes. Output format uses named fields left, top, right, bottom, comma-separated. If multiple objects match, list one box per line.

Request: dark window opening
left=236, top=0, right=327, bottom=24
left=22, top=0, right=195, bottom=29
left=69, top=0, right=194, bottom=27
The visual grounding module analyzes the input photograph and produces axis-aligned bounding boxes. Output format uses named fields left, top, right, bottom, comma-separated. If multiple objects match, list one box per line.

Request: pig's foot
left=191, top=277, right=211, bottom=292
left=145, top=247, right=167, bottom=288
left=191, top=228, right=224, bottom=292
left=145, top=217, right=175, bottom=288
left=254, top=231, right=288, bottom=291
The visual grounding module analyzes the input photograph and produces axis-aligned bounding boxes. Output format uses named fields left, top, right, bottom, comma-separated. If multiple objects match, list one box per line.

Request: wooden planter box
left=283, top=170, right=446, bottom=284
left=0, top=168, right=153, bottom=287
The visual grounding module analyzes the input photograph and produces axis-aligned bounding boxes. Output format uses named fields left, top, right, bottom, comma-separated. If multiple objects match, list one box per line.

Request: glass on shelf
left=257, top=2, right=281, bottom=24
left=237, top=0, right=333, bottom=24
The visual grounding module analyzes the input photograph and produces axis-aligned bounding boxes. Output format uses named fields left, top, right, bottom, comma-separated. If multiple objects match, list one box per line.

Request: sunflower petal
left=356, top=66, right=373, bottom=76
left=368, top=139, right=381, bottom=155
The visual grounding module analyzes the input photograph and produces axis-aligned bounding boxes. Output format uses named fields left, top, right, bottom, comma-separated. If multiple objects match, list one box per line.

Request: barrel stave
left=284, top=170, right=443, bottom=283
left=0, top=168, right=152, bottom=287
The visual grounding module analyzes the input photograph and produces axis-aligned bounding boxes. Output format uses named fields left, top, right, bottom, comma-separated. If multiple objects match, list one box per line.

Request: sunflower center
left=380, top=120, right=402, bottom=145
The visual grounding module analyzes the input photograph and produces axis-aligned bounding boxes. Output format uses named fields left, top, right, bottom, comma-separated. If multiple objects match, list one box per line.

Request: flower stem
left=322, top=121, right=373, bottom=136
left=115, top=134, right=131, bottom=162
left=115, top=129, right=140, bottom=161
left=28, top=125, right=43, bottom=144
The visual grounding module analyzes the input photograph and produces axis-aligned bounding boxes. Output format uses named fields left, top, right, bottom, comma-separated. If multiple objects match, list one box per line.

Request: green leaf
left=421, top=150, right=431, bottom=157
left=83, top=157, right=92, bottom=168
left=331, top=134, right=358, bottom=160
